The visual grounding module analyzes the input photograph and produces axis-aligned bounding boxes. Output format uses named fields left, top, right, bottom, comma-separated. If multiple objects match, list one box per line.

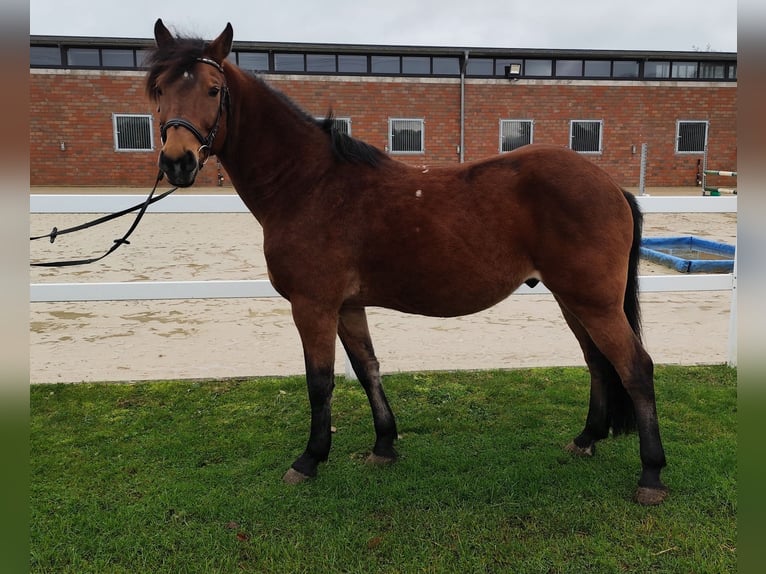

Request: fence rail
left=30, top=193, right=738, bottom=214
left=30, top=194, right=738, bottom=367
left=29, top=274, right=735, bottom=303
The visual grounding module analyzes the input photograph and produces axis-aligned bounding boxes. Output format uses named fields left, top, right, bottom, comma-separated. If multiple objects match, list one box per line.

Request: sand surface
left=30, top=189, right=737, bottom=384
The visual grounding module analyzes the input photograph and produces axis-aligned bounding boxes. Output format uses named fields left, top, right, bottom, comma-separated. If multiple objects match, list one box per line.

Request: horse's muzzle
left=158, top=149, right=199, bottom=187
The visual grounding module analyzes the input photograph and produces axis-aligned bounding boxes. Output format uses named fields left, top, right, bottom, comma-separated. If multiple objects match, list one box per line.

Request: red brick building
left=30, top=36, right=736, bottom=188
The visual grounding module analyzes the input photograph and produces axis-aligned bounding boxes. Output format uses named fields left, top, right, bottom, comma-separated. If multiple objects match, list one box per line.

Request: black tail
left=623, top=190, right=643, bottom=341
left=606, top=190, right=644, bottom=436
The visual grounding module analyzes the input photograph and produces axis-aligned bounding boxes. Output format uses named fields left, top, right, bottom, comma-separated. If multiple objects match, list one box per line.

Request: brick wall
left=30, top=70, right=736, bottom=188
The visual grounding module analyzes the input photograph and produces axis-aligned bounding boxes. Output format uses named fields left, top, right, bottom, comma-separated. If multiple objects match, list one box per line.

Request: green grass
left=30, top=365, right=736, bottom=573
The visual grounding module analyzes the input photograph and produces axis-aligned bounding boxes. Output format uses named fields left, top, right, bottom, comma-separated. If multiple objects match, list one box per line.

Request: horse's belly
left=360, top=264, right=531, bottom=318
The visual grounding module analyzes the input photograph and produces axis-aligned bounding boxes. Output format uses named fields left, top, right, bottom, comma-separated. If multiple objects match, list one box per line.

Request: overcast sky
left=30, top=0, right=737, bottom=52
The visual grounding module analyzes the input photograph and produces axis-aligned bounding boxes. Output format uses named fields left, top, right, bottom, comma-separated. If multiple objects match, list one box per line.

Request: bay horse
left=147, top=19, right=667, bottom=505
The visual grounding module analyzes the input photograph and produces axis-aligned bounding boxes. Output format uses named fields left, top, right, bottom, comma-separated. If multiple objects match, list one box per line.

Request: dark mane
left=145, top=36, right=206, bottom=100
left=258, top=78, right=386, bottom=168
left=318, top=113, right=387, bottom=167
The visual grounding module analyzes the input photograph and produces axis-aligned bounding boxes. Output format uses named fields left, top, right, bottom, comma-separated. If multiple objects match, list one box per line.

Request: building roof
left=30, top=34, right=737, bottom=61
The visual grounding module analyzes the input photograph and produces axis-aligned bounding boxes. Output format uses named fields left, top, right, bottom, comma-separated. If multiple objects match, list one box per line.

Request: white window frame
left=388, top=118, right=425, bottom=154
left=499, top=119, right=534, bottom=153
left=569, top=119, right=603, bottom=154
left=675, top=120, right=708, bottom=154
left=112, top=113, right=154, bottom=152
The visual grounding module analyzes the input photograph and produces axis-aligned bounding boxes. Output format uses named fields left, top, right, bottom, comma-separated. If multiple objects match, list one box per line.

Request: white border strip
left=30, top=194, right=737, bottom=214
left=30, top=274, right=733, bottom=303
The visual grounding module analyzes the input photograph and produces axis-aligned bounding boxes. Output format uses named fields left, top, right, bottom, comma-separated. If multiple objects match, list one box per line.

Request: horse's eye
left=208, top=86, right=220, bottom=97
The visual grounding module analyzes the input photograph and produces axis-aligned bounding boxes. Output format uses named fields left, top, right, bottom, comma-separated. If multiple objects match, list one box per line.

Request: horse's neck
left=219, top=73, right=332, bottom=221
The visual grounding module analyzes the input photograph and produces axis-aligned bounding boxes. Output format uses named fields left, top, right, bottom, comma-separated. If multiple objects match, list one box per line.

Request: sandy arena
left=30, top=187, right=736, bottom=384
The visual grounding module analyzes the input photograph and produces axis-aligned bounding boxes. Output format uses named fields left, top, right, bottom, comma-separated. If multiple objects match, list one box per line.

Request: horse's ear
left=208, top=23, right=234, bottom=63
left=154, top=19, right=175, bottom=49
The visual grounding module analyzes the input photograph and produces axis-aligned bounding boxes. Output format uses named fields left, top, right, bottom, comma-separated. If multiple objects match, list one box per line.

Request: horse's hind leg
left=556, top=300, right=635, bottom=457
left=338, top=306, right=398, bottom=463
left=556, top=297, right=667, bottom=505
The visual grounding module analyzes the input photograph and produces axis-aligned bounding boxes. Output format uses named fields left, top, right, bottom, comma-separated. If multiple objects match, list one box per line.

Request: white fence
left=30, top=194, right=738, bottom=367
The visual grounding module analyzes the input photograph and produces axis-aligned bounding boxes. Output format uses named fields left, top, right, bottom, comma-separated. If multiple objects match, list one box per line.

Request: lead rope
left=30, top=170, right=178, bottom=267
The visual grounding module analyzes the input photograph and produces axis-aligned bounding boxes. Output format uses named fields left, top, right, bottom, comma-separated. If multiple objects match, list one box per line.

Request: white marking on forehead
left=415, top=189, right=423, bottom=198
left=183, top=70, right=194, bottom=80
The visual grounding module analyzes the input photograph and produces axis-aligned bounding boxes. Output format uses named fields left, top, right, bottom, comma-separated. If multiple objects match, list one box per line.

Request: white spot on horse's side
left=415, top=190, right=423, bottom=198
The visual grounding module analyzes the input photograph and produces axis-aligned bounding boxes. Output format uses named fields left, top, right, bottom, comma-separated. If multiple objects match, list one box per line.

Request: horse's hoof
left=282, top=468, right=311, bottom=485
left=634, top=486, right=669, bottom=506
left=365, top=453, right=397, bottom=465
left=565, top=441, right=594, bottom=457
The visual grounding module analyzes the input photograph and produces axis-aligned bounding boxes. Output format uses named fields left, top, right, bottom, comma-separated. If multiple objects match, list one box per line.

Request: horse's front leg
left=283, top=298, right=339, bottom=484
left=338, top=305, right=398, bottom=463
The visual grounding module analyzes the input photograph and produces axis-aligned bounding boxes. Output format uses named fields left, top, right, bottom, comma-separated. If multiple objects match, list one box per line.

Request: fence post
left=638, top=143, right=648, bottom=196
left=728, top=242, right=737, bottom=367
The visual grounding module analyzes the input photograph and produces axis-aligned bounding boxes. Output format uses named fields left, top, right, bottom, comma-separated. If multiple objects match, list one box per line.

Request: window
left=525, top=59, right=552, bottom=77
left=402, top=56, right=431, bottom=75
left=466, top=58, right=493, bottom=76
left=67, top=48, right=100, bottom=67
left=432, top=57, right=460, bottom=75
left=274, top=53, right=304, bottom=72
left=338, top=55, right=367, bottom=73
left=30, top=46, right=62, bottom=66
left=672, top=62, right=698, bottom=79
left=372, top=56, right=400, bottom=74
left=318, top=116, right=351, bottom=135
left=332, top=118, right=351, bottom=135
left=556, top=60, right=583, bottom=77
left=612, top=60, right=639, bottom=78
left=500, top=120, right=533, bottom=152
left=699, top=62, right=725, bottom=79
left=136, top=49, right=152, bottom=68
left=238, top=52, right=269, bottom=72
left=307, top=54, right=337, bottom=73
left=676, top=120, right=708, bottom=153
left=113, top=114, right=154, bottom=151
left=389, top=119, right=424, bottom=153
left=570, top=120, right=602, bottom=153
left=645, top=61, right=670, bottom=79
left=101, top=49, right=134, bottom=68
left=584, top=60, right=611, bottom=77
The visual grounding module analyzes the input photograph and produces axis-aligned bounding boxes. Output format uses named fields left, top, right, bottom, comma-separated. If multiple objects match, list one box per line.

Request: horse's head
left=147, top=19, right=233, bottom=187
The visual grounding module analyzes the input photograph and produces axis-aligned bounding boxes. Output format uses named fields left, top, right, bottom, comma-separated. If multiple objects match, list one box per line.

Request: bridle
left=30, top=59, right=231, bottom=267
left=159, top=57, right=229, bottom=170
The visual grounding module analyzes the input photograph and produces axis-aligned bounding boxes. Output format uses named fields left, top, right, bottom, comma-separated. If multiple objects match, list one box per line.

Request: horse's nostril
left=158, top=150, right=198, bottom=186
left=159, top=150, right=197, bottom=173
left=181, top=150, right=197, bottom=171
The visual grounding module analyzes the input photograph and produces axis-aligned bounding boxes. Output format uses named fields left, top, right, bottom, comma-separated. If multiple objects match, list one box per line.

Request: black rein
left=30, top=171, right=177, bottom=267
left=31, top=57, right=229, bottom=268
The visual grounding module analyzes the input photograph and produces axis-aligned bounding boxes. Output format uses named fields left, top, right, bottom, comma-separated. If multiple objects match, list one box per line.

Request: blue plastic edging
left=640, top=236, right=735, bottom=274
